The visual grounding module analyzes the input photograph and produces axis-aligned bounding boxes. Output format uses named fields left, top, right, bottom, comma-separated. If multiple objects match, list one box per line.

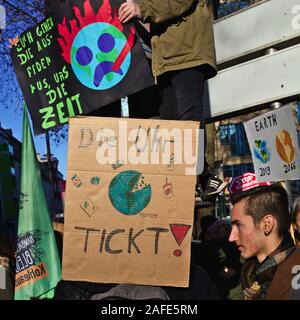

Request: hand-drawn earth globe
left=109, top=170, right=152, bottom=215
left=254, top=139, right=271, bottom=164
left=71, top=22, right=131, bottom=90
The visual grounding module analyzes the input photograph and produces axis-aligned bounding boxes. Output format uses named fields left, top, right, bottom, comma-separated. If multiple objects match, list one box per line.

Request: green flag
left=14, top=107, right=61, bottom=300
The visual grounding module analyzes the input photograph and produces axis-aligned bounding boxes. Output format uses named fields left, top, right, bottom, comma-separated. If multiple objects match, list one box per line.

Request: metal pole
left=45, top=132, right=56, bottom=218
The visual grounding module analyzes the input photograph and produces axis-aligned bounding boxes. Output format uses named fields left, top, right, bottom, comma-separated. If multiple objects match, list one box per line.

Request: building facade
left=37, top=154, right=64, bottom=218
left=0, top=125, right=21, bottom=238
left=0, top=123, right=65, bottom=238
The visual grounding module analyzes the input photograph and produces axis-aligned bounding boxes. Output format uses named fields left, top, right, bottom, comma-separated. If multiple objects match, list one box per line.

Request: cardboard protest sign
left=11, top=0, right=153, bottom=134
left=62, top=117, right=200, bottom=287
left=244, top=105, right=300, bottom=182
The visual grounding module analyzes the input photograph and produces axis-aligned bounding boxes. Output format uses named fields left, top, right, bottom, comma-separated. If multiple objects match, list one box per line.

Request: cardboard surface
left=62, top=116, right=199, bottom=287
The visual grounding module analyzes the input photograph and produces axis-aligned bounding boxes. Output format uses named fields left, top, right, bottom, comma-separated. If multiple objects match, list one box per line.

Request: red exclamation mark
left=169, top=224, right=191, bottom=257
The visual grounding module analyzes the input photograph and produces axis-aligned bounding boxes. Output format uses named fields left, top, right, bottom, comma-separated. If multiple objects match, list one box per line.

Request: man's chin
left=240, top=250, right=249, bottom=259
left=241, top=251, right=255, bottom=260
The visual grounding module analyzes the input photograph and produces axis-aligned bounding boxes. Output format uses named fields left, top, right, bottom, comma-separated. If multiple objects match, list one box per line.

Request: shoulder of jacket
left=267, top=248, right=300, bottom=300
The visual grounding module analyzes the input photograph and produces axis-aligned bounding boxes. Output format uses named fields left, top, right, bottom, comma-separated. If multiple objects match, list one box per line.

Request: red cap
left=228, top=172, right=272, bottom=195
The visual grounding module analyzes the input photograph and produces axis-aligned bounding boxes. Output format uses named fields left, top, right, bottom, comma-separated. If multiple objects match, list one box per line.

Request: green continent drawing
left=109, top=170, right=152, bottom=215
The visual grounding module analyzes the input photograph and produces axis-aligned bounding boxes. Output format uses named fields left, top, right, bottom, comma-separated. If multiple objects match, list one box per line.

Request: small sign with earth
left=244, top=105, right=300, bottom=182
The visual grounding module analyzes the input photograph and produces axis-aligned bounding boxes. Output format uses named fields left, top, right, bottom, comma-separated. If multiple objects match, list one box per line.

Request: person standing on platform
left=119, top=0, right=227, bottom=199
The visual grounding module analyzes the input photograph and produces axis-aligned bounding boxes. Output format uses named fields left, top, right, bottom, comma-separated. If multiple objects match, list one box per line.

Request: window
left=8, top=144, right=13, bottom=155
left=0, top=141, right=13, bottom=154
left=0, top=142, right=8, bottom=152
left=219, top=123, right=251, bottom=156
left=244, top=163, right=254, bottom=173
left=223, top=163, right=254, bottom=178
left=297, top=102, right=300, bottom=123
left=10, top=166, right=16, bottom=176
left=220, top=124, right=235, bottom=145
left=217, top=0, right=263, bottom=19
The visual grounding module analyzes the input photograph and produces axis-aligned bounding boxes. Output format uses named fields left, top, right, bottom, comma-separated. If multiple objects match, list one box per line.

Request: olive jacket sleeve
left=137, top=0, right=197, bottom=24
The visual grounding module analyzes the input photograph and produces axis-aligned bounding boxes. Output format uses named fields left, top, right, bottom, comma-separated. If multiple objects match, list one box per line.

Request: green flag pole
left=14, top=106, right=61, bottom=300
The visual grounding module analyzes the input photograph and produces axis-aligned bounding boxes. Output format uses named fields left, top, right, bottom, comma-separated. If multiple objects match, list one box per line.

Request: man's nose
left=228, top=227, right=238, bottom=243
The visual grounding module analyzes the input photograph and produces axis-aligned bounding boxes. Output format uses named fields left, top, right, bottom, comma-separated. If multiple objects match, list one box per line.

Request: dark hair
left=292, top=196, right=300, bottom=224
left=231, top=184, right=290, bottom=236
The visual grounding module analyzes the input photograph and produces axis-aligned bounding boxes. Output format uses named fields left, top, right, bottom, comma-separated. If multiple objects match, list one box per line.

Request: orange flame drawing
left=57, top=0, right=126, bottom=64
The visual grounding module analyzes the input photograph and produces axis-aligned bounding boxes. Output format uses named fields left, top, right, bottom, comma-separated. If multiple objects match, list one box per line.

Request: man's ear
left=262, top=214, right=276, bottom=236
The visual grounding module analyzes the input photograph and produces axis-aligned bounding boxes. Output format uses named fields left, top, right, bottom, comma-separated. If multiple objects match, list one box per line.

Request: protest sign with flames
left=11, top=0, right=153, bottom=134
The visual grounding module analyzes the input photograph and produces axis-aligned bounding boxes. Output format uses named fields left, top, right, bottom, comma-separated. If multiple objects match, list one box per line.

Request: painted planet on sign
left=71, top=22, right=131, bottom=90
left=275, top=130, right=295, bottom=163
left=254, top=139, right=271, bottom=164
left=109, top=170, right=152, bottom=215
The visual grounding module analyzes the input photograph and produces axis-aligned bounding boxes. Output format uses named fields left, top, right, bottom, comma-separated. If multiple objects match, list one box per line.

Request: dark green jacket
left=138, top=0, right=217, bottom=78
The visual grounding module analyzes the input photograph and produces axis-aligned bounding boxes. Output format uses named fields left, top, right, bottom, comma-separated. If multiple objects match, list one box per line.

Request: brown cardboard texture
left=62, top=116, right=200, bottom=287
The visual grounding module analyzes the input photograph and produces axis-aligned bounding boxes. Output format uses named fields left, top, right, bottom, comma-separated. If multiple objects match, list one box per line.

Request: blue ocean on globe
left=70, top=22, right=131, bottom=90
left=109, top=170, right=152, bottom=216
left=254, top=139, right=271, bottom=164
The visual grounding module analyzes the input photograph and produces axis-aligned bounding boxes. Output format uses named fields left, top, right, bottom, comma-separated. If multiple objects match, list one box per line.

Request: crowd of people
left=1, top=172, right=300, bottom=300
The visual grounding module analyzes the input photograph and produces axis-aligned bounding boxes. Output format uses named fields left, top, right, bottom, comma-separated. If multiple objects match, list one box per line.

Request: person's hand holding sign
left=119, top=0, right=141, bottom=23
